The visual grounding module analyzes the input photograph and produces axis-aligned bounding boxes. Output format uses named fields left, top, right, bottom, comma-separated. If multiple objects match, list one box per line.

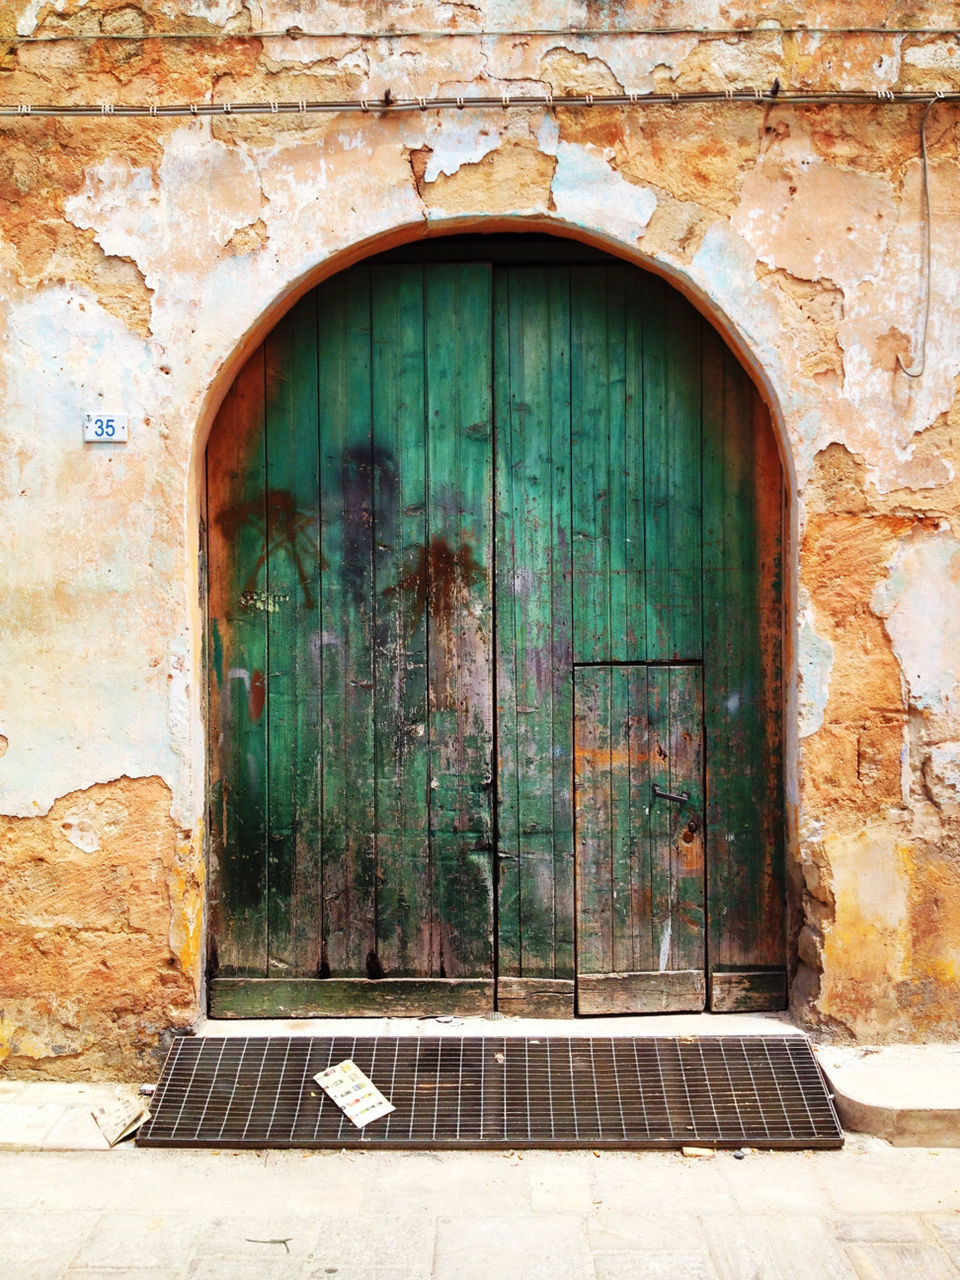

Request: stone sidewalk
left=2, top=1139, right=960, bottom=1279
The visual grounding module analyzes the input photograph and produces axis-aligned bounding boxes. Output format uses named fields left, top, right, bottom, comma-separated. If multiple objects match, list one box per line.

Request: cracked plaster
left=2, top=0, right=960, bottom=1067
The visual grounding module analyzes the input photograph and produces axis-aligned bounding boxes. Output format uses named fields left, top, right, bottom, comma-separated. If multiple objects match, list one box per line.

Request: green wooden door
left=206, top=247, right=785, bottom=1019
left=574, top=665, right=705, bottom=1013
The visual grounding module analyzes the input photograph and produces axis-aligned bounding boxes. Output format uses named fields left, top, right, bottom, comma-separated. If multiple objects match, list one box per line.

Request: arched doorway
left=205, top=235, right=785, bottom=1018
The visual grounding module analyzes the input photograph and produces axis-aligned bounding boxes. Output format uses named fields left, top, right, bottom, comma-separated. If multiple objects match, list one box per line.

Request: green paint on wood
left=371, top=265, right=430, bottom=976
left=210, top=977, right=493, bottom=1018
left=423, top=264, right=494, bottom=977
left=495, top=267, right=574, bottom=980
left=207, top=247, right=784, bottom=1014
left=317, top=269, right=377, bottom=977
left=701, top=333, right=785, bottom=984
left=214, top=349, right=269, bottom=975
left=210, top=616, right=223, bottom=689
left=263, top=292, right=321, bottom=975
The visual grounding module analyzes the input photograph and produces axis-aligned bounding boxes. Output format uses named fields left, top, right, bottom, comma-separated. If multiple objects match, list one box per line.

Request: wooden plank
left=608, top=662, right=634, bottom=973
left=645, top=665, right=672, bottom=976
left=571, top=268, right=613, bottom=663
left=601, top=270, right=631, bottom=663
left=664, top=288, right=702, bottom=659
left=493, top=269, right=521, bottom=977
left=709, top=969, right=787, bottom=1013
left=665, top=665, right=705, bottom=971
left=622, top=272, right=647, bottom=659
left=317, top=268, right=376, bottom=977
left=702, top=332, right=785, bottom=976
left=547, top=269, right=576, bottom=983
left=210, top=978, right=493, bottom=1018
left=570, top=267, right=648, bottom=665
left=494, top=266, right=574, bottom=980
left=263, top=292, right=321, bottom=975
left=641, top=275, right=668, bottom=660
left=424, top=264, right=494, bottom=978
left=496, top=977, right=575, bottom=1017
left=371, top=265, right=431, bottom=976
left=577, top=970, right=705, bottom=1015
left=754, top=389, right=788, bottom=966
left=573, top=667, right=613, bottom=974
left=625, top=666, right=653, bottom=974
left=643, top=278, right=702, bottom=660
left=206, top=348, right=269, bottom=976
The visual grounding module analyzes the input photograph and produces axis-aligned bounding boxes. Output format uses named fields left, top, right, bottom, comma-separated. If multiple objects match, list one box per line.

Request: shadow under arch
left=193, top=216, right=796, bottom=496
left=196, top=219, right=798, bottom=1020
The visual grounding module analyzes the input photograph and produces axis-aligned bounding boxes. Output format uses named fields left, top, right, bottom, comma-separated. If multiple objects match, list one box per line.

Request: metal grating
left=137, top=1035, right=842, bottom=1150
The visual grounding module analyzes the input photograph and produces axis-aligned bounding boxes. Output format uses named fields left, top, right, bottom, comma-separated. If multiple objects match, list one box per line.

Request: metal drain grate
left=137, top=1035, right=842, bottom=1150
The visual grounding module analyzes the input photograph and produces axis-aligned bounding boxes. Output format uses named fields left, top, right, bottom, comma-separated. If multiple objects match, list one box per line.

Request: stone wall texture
left=1, top=0, right=958, bottom=1075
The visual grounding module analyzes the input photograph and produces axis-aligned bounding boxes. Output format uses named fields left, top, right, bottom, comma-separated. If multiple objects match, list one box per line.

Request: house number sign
left=83, top=412, right=129, bottom=442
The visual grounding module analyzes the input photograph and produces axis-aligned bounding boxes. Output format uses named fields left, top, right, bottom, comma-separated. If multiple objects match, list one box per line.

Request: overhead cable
left=1, top=89, right=955, bottom=118
left=897, top=98, right=937, bottom=378
left=9, top=25, right=960, bottom=42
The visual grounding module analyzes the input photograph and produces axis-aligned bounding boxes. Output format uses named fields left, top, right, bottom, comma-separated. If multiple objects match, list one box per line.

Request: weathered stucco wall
left=1, top=1, right=958, bottom=1074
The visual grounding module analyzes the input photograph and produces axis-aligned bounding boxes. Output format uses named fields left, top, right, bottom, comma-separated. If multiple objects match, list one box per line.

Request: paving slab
left=702, top=1214, right=860, bottom=1280
left=723, top=1147, right=831, bottom=1213
left=0, top=1207, right=100, bottom=1273
left=821, top=1147, right=960, bottom=1214
left=0, top=1102, right=69, bottom=1150
left=186, top=1262, right=305, bottom=1280
left=40, top=1106, right=112, bottom=1151
left=594, top=1250, right=719, bottom=1279
left=434, top=1214, right=591, bottom=1280
left=586, top=1209, right=710, bottom=1252
left=69, top=1211, right=206, bottom=1272
left=188, top=1212, right=317, bottom=1264
left=927, top=1216, right=960, bottom=1267
left=1, top=1145, right=960, bottom=1280
left=306, top=1213, right=436, bottom=1278
left=529, top=1161, right=595, bottom=1213
left=832, top=1214, right=932, bottom=1243
left=65, top=1271, right=182, bottom=1280
left=844, top=1242, right=960, bottom=1279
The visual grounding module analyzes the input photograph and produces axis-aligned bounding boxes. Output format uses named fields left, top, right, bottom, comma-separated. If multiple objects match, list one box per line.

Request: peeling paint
left=797, top=593, right=834, bottom=738
left=550, top=141, right=657, bottom=243
left=0, top=777, right=199, bottom=1078
left=2, top=0, right=960, bottom=1063
left=872, top=528, right=960, bottom=719
left=924, top=742, right=960, bottom=807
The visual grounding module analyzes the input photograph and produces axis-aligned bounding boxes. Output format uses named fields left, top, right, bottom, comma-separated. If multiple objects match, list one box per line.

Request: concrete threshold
left=3, top=1018, right=958, bottom=1149
left=814, top=1044, right=960, bottom=1148
left=195, top=1008, right=802, bottom=1040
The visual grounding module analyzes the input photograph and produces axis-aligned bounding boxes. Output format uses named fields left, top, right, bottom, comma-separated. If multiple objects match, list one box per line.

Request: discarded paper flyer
left=314, top=1059, right=395, bottom=1128
left=92, top=1097, right=151, bottom=1146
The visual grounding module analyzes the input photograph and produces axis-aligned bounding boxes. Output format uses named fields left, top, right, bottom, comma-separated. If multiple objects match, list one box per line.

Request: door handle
left=652, top=783, right=689, bottom=805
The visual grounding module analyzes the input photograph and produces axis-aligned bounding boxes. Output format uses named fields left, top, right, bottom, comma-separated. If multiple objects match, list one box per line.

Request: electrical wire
left=897, top=98, right=937, bottom=378
left=1, top=89, right=955, bottom=117
left=9, top=26, right=960, bottom=42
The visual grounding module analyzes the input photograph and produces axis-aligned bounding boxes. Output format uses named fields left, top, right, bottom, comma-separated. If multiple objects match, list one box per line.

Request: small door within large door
left=574, top=665, right=705, bottom=1013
